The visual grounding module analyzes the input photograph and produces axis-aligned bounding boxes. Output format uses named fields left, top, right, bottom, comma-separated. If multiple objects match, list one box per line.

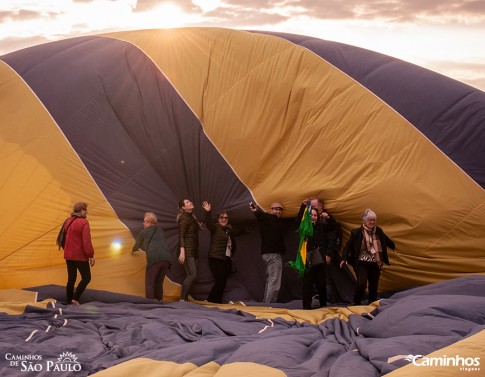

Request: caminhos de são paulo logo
left=5, top=351, right=82, bottom=372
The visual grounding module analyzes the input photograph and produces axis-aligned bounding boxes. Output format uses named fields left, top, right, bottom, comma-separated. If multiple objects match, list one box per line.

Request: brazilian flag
left=288, top=203, right=313, bottom=277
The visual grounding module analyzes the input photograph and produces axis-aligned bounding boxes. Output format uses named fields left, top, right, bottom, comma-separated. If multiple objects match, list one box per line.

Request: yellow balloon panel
left=0, top=62, right=147, bottom=295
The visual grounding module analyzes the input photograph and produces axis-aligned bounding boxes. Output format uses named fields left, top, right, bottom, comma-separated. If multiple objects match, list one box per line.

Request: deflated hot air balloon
left=1, top=27, right=484, bottom=303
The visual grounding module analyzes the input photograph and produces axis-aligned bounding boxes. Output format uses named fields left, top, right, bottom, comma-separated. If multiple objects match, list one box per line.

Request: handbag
left=307, top=248, right=324, bottom=267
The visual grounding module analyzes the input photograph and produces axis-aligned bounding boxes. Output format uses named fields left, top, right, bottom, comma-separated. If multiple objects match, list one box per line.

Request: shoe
left=70, top=300, right=80, bottom=305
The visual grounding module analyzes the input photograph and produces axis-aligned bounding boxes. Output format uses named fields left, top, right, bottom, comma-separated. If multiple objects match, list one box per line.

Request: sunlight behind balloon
left=145, top=3, right=191, bottom=28
left=110, top=240, right=123, bottom=255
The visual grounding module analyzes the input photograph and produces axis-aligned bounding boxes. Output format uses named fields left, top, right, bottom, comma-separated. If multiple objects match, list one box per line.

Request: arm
left=132, top=229, right=144, bottom=253
left=82, top=220, right=95, bottom=266
left=178, top=215, right=190, bottom=264
left=202, top=202, right=217, bottom=233
left=340, top=231, right=354, bottom=268
left=295, top=202, right=307, bottom=226
left=178, top=215, right=190, bottom=248
left=384, top=232, right=395, bottom=250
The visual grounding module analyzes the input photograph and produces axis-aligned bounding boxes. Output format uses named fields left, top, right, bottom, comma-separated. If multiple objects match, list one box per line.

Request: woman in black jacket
left=340, top=209, right=395, bottom=305
left=202, top=201, right=241, bottom=303
left=296, top=202, right=338, bottom=309
left=177, top=198, right=200, bottom=301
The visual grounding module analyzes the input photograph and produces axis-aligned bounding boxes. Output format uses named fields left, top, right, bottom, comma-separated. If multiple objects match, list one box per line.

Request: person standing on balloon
left=177, top=198, right=201, bottom=301
left=294, top=200, right=338, bottom=309
left=250, top=201, right=286, bottom=304
left=131, top=212, right=172, bottom=301
left=62, top=202, right=95, bottom=305
left=340, top=209, right=395, bottom=305
left=201, top=201, right=241, bottom=304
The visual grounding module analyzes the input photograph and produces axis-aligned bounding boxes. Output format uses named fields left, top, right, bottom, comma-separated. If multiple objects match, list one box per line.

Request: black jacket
left=342, top=226, right=395, bottom=268
left=204, top=211, right=243, bottom=261
left=177, top=211, right=199, bottom=258
left=295, top=204, right=339, bottom=261
left=254, top=209, right=286, bottom=255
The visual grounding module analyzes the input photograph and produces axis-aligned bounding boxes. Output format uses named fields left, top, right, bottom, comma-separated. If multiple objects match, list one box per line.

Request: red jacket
left=63, top=216, right=95, bottom=261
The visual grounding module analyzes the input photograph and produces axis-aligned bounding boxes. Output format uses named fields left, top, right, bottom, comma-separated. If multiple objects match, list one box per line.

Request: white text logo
left=404, top=354, right=480, bottom=372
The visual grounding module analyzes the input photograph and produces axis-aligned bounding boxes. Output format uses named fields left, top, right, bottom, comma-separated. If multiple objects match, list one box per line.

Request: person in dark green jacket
left=177, top=199, right=201, bottom=301
left=132, top=212, right=172, bottom=301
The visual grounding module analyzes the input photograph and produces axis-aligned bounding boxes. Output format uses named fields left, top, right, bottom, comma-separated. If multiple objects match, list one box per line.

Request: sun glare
left=144, top=2, right=190, bottom=28
left=110, top=241, right=123, bottom=255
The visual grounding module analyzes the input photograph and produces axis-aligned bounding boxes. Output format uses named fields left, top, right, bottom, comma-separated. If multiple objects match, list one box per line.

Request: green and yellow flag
left=288, top=202, right=313, bottom=277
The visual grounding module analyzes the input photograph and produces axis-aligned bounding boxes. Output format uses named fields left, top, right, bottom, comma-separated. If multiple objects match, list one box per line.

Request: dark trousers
left=66, top=260, right=91, bottom=304
left=181, top=257, right=199, bottom=300
left=353, top=261, right=381, bottom=304
left=145, top=261, right=170, bottom=301
left=208, top=257, right=231, bottom=303
left=302, top=263, right=327, bottom=309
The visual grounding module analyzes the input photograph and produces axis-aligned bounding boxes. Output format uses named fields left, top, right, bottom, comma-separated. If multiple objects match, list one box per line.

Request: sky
left=1, top=0, right=484, bottom=91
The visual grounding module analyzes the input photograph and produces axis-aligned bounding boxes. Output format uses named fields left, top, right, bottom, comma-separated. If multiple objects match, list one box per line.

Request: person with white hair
left=340, top=209, right=395, bottom=305
left=132, top=212, right=172, bottom=301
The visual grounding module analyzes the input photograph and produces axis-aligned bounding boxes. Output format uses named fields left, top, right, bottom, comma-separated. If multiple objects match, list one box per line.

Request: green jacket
left=132, top=225, right=172, bottom=270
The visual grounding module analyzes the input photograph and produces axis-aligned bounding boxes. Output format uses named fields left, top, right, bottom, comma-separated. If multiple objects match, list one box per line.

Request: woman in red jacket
left=63, top=202, right=95, bottom=305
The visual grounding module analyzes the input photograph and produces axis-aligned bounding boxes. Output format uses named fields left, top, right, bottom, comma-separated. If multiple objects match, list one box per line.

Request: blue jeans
left=262, top=253, right=282, bottom=303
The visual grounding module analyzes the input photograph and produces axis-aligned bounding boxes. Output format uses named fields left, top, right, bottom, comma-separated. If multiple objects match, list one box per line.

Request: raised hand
left=202, top=201, right=211, bottom=212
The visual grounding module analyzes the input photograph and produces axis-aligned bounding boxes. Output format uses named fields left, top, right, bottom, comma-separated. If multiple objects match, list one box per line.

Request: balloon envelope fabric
left=0, top=27, right=484, bottom=300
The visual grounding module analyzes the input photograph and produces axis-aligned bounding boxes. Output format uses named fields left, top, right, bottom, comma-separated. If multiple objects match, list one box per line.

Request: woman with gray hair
left=132, top=212, right=172, bottom=301
left=340, top=209, right=395, bottom=305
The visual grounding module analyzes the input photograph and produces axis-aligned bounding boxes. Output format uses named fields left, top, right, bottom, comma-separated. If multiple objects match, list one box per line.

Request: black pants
left=145, top=261, right=170, bottom=301
left=208, top=257, right=231, bottom=303
left=353, top=261, right=381, bottom=305
left=66, top=260, right=91, bottom=304
left=302, top=263, right=327, bottom=309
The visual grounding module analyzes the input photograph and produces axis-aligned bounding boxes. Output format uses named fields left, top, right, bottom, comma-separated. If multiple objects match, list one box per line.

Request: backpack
left=56, top=218, right=77, bottom=250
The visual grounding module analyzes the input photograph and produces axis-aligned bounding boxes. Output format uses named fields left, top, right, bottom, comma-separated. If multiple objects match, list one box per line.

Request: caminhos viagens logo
left=404, top=354, right=480, bottom=372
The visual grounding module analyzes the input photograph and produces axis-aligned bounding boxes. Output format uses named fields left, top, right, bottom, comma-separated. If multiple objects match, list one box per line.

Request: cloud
left=299, top=0, right=485, bottom=23
left=0, top=9, right=49, bottom=23
left=203, top=6, right=289, bottom=26
left=218, top=0, right=485, bottom=24
left=133, top=0, right=202, bottom=13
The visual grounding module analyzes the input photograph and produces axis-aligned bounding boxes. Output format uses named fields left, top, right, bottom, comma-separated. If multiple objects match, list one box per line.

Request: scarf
left=71, top=211, right=86, bottom=218
left=362, top=224, right=382, bottom=266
